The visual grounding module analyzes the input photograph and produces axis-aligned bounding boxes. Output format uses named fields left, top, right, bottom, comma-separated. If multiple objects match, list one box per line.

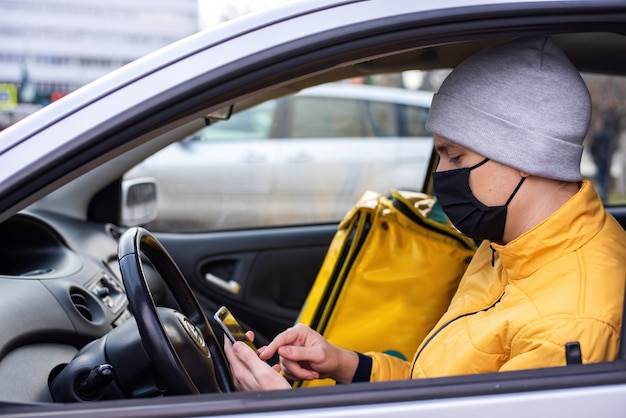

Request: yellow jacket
left=368, top=180, right=626, bottom=380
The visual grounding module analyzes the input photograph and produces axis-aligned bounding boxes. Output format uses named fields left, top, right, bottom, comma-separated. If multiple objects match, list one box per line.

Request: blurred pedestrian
left=591, top=115, right=618, bottom=202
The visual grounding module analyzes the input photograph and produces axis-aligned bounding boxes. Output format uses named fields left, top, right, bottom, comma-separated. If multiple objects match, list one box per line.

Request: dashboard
left=0, top=211, right=138, bottom=402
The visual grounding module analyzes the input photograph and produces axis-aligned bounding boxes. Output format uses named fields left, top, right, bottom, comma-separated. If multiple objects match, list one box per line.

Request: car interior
left=1, top=8, right=626, bottom=415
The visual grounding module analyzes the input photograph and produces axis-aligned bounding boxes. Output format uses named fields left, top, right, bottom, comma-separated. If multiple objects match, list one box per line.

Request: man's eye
left=448, top=156, right=460, bottom=164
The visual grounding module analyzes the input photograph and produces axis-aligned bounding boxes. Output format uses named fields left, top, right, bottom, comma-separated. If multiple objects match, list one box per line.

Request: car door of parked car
left=271, top=87, right=434, bottom=225
left=125, top=83, right=434, bottom=233
left=273, top=91, right=396, bottom=224
left=125, top=99, right=281, bottom=231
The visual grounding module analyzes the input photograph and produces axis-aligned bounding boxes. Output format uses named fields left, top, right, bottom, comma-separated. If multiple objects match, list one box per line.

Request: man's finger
left=280, top=357, right=319, bottom=381
left=278, top=344, right=322, bottom=364
left=259, top=328, right=299, bottom=360
left=233, top=340, right=258, bottom=362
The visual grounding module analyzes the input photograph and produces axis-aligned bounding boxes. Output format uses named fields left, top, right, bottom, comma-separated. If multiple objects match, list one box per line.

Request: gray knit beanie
left=425, top=36, right=591, bottom=181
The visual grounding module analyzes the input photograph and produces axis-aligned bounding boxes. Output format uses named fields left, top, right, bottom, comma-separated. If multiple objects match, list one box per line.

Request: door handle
left=287, top=151, right=312, bottom=162
left=205, top=273, right=241, bottom=295
left=243, top=152, right=266, bottom=163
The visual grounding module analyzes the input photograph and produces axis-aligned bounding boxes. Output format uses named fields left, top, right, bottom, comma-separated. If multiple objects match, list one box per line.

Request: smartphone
left=214, top=306, right=257, bottom=351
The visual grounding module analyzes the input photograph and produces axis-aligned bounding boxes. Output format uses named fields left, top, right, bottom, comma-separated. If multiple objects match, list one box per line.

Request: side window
left=288, top=97, right=430, bottom=139
left=288, top=97, right=366, bottom=137
left=404, top=105, right=430, bottom=137
left=123, top=74, right=439, bottom=233
left=367, top=101, right=400, bottom=136
left=367, top=102, right=430, bottom=137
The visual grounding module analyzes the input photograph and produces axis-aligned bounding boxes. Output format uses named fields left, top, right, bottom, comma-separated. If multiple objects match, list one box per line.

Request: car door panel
left=154, top=224, right=335, bottom=342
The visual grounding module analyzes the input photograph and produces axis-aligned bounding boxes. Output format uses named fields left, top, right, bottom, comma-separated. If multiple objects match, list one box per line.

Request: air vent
left=70, top=290, right=93, bottom=321
left=68, top=287, right=104, bottom=324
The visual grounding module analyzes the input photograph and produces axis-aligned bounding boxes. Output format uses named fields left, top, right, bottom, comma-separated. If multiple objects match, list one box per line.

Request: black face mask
left=432, top=158, right=525, bottom=242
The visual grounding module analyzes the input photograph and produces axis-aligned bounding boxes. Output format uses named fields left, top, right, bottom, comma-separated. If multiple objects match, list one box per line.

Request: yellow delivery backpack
left=296, top=190, right=476, bottom=386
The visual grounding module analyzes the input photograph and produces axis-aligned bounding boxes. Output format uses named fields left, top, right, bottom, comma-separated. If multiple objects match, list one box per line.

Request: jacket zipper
left=409, top=293, right=504, bottom=376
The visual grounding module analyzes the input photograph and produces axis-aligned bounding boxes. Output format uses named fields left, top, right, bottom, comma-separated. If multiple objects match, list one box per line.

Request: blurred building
left=198, top=0, right=288, bottom=30
left=0, top=0, right=198, bottom=127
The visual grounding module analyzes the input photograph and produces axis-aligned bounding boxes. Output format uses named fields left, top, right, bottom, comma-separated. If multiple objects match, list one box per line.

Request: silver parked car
left=125, top=83, right=434, bottom=231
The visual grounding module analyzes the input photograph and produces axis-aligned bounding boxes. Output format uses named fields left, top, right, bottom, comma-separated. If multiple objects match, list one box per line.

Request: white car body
left=125, top=83, right=434, bottom=231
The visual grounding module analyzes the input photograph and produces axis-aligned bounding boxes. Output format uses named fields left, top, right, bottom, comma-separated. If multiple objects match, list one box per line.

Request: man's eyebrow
left=435, top=140, right=457, bottom=153
left=435, top=143, right=447, bottom=152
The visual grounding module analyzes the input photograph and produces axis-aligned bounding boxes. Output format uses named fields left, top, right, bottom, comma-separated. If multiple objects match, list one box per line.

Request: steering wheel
left=117, top=226, right=234, bottom=395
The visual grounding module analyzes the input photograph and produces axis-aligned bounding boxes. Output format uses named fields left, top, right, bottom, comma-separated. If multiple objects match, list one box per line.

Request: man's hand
left=258, top=324, right=359, bottom=384
left=223, top=333, right=291, bottom=391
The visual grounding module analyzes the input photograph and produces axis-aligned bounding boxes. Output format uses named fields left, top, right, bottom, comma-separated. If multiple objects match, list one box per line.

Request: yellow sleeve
left=500, top=317, right=620, bottom=372
left=366, top=351, right=413, bottom=382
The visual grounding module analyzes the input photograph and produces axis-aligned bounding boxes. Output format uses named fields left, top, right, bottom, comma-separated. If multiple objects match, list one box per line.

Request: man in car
left=224, top=36, right=626, bottom=390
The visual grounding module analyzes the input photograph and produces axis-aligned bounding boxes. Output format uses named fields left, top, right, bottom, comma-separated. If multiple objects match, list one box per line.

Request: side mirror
left=120, top=178, right=158, bottom=227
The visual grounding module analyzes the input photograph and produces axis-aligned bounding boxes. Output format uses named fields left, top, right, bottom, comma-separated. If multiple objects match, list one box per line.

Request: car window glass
left=124, top=73, right=436, bottom=232
left=289, top=96, right=366, bottom=137
left=288, top=98, right=430, bottom=139
left=405, top=105, right=431, bottom=137
left=123, top=71, right=626, bottom=233
left=368, top=102, right=430, bottom=137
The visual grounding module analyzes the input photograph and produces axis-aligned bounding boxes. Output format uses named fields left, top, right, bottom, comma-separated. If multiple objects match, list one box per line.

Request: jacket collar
left=491, top=180, right=604, bottom=280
